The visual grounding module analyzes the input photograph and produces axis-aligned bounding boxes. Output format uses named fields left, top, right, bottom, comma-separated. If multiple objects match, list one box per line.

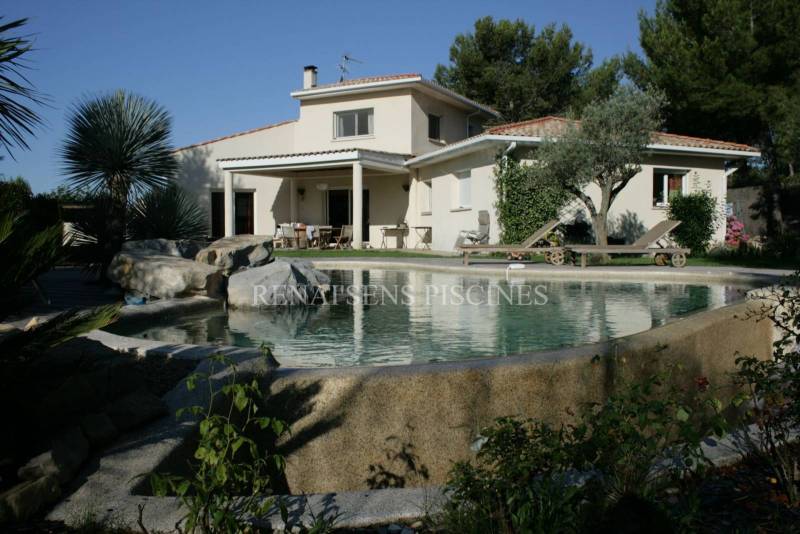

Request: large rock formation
left=121, top=238, right=204, bottom=259
left=107, top=252, right=224, bottom=299
left=195, top=235, right=274, bottom=273
left=227, top=259, right=330, bottom=308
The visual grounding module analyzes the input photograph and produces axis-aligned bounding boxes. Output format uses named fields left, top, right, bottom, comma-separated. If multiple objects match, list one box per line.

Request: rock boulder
left=122, top=238, right=205, bottom=259
left=227, top=259, right=330, bottom=308
left=195, top=235, right=274, bottom=273
left=107, top=252, right=224, bottom=299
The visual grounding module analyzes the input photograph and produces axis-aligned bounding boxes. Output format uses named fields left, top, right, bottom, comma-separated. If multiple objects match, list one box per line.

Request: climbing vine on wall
left=494, top=153, right=570, bottom=244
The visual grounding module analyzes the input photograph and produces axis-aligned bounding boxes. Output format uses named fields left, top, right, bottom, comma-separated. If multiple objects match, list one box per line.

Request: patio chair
left=458, top=219, right=562, bottom=266
left=279, top=223, right=297, bottom=248
left=273, top=226, right=288, bottom=248
left=565, top=219, right=690, bottom=268
left=456, top=210, right=490, bottom=246
left=333, top=225, right=353, bottom=249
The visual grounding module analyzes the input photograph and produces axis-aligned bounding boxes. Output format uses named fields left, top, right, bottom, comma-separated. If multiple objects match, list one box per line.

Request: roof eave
left=405, top=136, right=761, bottom=168
left=291, top=77, right=499, bottom=118
left=217, top=149, right=408, bottom=174
left=646, top=143, right=761, bottom=159
left=405, top=135, right=540, bottom=167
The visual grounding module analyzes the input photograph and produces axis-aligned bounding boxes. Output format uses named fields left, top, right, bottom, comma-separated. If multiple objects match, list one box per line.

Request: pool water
left=106, top=269, right=755, bottom=367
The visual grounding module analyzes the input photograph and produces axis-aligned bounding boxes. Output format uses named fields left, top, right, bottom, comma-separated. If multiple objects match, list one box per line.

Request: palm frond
left=0, top=303, right=121, bottom=362
left=0, top=17, right=45, bottom=156
left=128, top=183, right=209, bottom=240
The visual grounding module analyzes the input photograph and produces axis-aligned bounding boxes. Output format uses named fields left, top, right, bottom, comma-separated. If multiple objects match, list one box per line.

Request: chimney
left=303, top=65, right=318, bottom=89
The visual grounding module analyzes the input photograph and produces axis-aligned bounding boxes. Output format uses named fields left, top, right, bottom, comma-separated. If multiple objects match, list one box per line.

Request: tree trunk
left=593, top=183, right=613, bottom=263
left=103, top=180, right=128, bottom=282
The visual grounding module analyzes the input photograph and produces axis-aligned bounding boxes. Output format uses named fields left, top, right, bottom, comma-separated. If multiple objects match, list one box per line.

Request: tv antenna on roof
left=337, top=53, right=363, bottom=81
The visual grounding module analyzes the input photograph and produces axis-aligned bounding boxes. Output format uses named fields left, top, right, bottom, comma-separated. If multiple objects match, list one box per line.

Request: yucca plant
left=61, top=90, right=178, bottom=276
left=0, top=17, right=44, bottom=157
left=128, top=183, right=208, bottom=240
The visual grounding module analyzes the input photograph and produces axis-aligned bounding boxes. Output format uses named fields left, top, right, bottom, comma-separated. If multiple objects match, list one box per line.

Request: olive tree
left=530, top=87, right=665, bottom=247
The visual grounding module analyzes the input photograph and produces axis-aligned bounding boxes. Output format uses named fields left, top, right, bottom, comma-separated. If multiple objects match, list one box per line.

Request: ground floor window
left=454, top=170, right=471, bottom=209
left=210, top=191, right=254, bottom=237
left=235, top=192, right=254, bottom=234
left=420, top=179, right=432, bottom=214
left=652, top=169, right=686, bottom=207
left=326, top=188, right=370, bottom=240
left=210, top=191, right=224, bottom=238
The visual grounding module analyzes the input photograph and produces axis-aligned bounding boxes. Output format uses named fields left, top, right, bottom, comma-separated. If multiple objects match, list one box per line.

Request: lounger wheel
left=549, top=250, right=565, bottom=266
left=654, top=253, right=669, bottom=266
left=670, top=252, right=687, bottom=268
left=544, top=251, right=553, bottom=264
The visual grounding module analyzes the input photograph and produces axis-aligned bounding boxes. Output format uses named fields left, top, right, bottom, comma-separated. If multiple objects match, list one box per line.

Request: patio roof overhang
left=405, top=135, right=762, bottom=168
left=217, top=148, right=409, bottom=174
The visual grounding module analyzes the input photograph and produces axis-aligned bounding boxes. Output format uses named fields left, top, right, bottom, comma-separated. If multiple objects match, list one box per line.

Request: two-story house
left=175, top=66, right=760, bottom=250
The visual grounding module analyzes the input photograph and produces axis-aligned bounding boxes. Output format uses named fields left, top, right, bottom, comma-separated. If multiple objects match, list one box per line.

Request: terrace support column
left=352, top=161, right=363, bottom=249
left=289, top=177, right=298, bottom=222
left=224, top=171, right=234, bottom=237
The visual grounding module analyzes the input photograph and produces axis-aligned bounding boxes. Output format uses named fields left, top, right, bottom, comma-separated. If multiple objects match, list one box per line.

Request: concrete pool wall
left=47, top=264, right=789, bottom=529
left=263, top=298, right=773, bottom=493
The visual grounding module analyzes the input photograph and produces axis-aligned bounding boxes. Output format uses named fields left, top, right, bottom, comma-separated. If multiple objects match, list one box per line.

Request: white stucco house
left=175, top=66, right=760, bottom=250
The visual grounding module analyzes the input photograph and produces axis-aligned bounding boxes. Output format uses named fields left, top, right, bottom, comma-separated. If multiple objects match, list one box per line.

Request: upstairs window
left=653, top=169, right=687, bottom=207
left=335, top=108, right=373, bottom=138
left=428, top=114, right=441, bottom=140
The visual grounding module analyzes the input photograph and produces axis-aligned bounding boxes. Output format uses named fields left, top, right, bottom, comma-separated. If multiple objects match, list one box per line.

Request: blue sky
left=3, top=0, right=655, bottom=193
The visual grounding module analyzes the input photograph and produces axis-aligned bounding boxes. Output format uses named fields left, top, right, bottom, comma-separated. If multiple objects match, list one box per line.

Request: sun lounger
left=565, top=219, right=690, bottom=268
left=459, top=219, right=563, bottom=266
left=456, top=210, right=491, bottom=246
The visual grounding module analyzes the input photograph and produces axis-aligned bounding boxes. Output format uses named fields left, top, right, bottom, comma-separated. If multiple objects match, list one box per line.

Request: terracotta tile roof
left=485, top=116, right=759, bottom=153
left=174, top=119, right=297, bottom=152
left=217, top=148, right=411, bottom=163
left=305, top=73, right=422, bottom=91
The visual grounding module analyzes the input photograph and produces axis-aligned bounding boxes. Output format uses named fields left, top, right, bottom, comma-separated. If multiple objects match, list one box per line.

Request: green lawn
left=273, top=247, right=797, bottom=270
left=273, top=248, right=451, bottom=259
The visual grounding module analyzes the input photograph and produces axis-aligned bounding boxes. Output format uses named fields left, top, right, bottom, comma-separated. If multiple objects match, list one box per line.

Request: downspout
left=503, top=141, right=517, bottom=159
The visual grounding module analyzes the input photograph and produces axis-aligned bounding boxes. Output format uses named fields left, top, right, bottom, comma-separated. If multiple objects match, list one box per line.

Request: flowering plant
left=725, top=215, right=749, bottom=247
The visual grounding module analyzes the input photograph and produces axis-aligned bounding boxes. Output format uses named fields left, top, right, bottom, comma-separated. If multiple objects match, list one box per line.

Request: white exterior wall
left=412, top=149, right=500, bottom=250
left=293, top=90, right=415, bottom=154
left=576, top=154, right=728, bottom=244
left=412, top=150, right=729, bottom=251
left=175, top=121, right=296, bottom=236
left=409, top=91, right=482, bottom=155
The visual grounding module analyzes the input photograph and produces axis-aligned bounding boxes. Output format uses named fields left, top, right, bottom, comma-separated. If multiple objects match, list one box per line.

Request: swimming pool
left=106, top=268, right=756, bottom=367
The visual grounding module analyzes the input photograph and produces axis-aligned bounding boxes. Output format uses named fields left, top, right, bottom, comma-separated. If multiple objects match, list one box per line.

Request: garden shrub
left=437, top=370, right=727, bottom=532
left=494, top=155, right=570, bottom=244
left=667, top=191, right=720, bottom=252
